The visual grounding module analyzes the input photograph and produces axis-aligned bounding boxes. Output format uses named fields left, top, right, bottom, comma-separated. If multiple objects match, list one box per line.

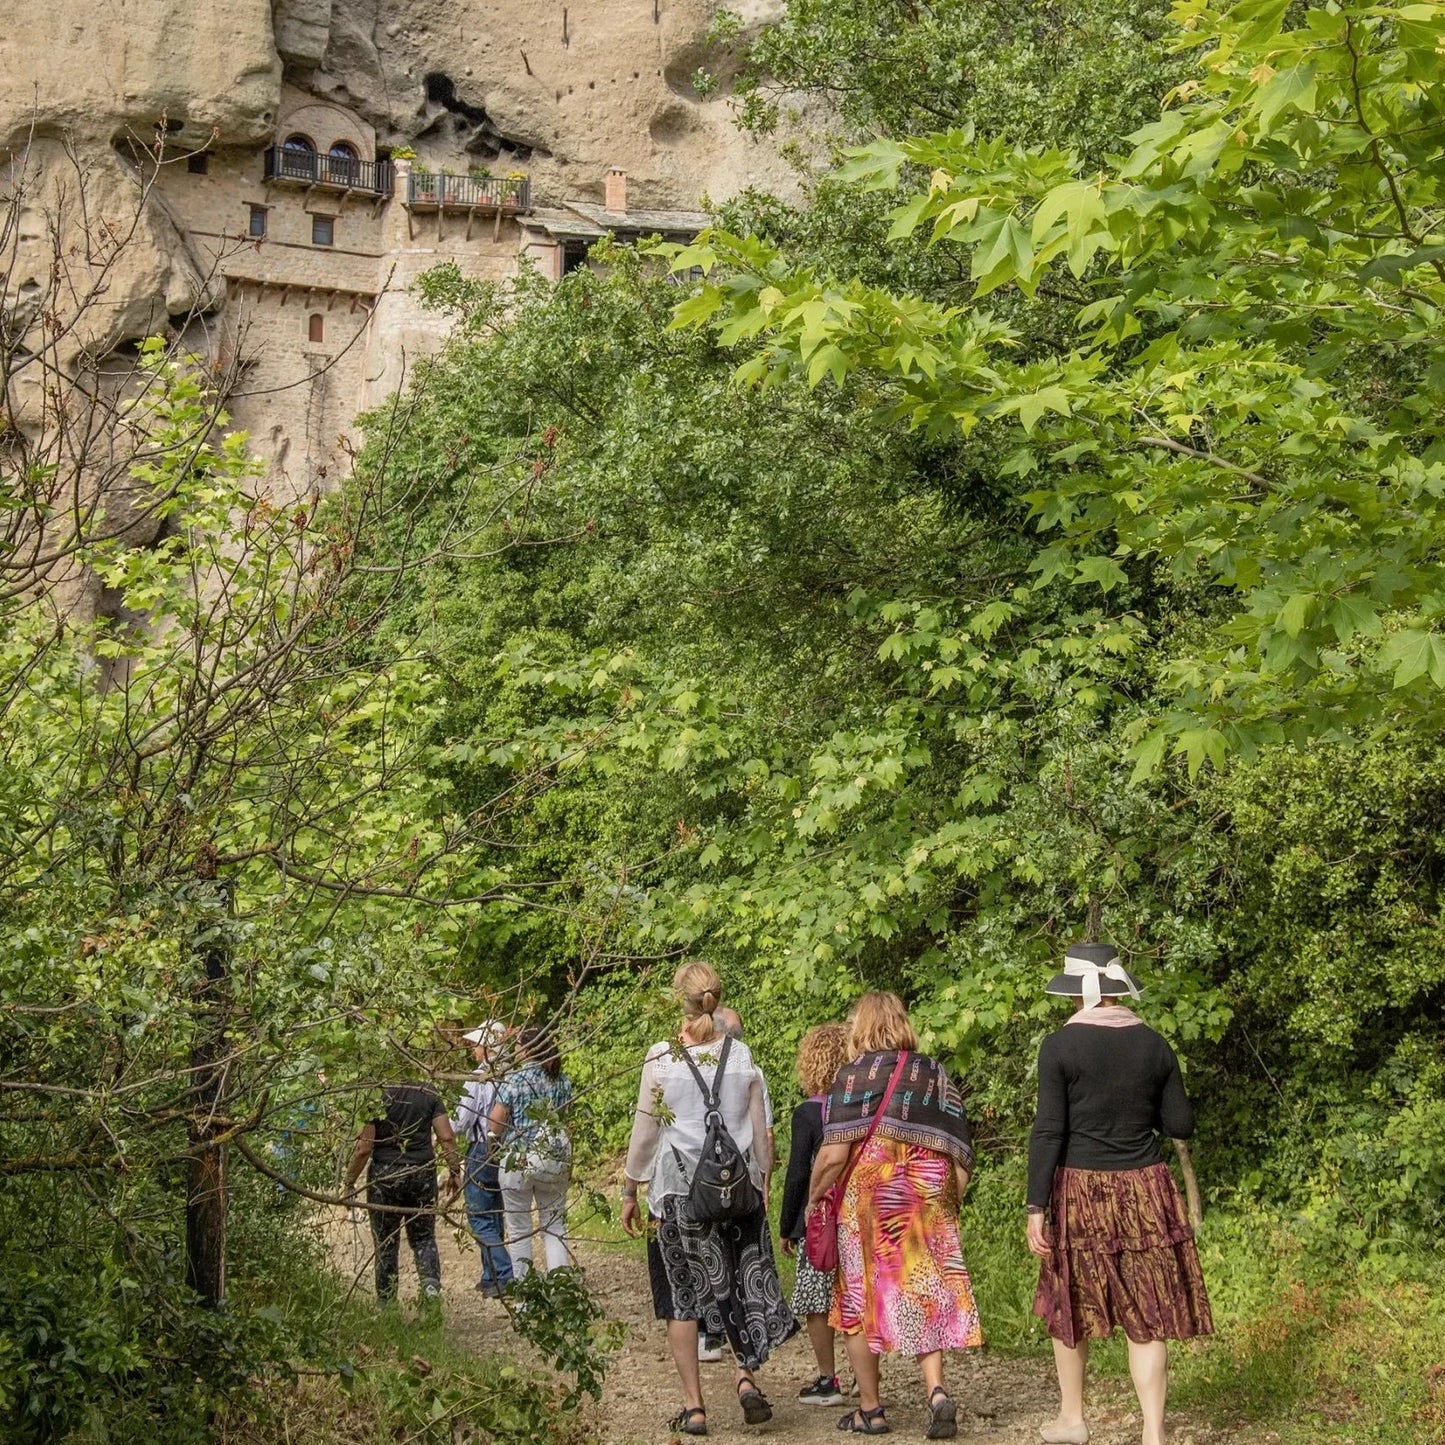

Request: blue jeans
left=463, top=1143, right=513, bottom=1289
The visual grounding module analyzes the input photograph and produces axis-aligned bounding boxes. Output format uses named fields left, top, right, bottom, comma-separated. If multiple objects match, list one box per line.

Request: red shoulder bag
left=804, top=1051, right=908, bottom=1272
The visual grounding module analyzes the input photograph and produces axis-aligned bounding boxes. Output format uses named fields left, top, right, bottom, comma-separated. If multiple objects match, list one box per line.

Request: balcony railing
left=406, top=171, right=531, bottom=212
left=263, top=145, right=393, bottom=196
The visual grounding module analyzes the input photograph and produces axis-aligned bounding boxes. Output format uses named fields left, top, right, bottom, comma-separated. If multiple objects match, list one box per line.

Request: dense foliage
left=5, top=0, right=1445, bottom=1439
left=381, top=0, right=1445, bottom=1260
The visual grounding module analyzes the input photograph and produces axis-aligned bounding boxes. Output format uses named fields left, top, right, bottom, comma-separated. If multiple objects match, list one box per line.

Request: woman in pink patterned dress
left=808, top=993, right=982, bottom=1438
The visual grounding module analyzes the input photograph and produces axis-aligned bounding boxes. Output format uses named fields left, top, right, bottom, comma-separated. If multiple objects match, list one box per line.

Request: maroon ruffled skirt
left=1033, top=1162, right=1213, bottom=1348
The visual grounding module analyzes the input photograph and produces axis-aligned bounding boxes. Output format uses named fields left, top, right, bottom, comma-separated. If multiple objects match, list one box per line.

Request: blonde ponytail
left=673, top=960, right=722, bottom=1044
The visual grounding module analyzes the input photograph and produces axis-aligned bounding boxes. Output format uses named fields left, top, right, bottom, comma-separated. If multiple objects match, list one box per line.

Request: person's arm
left=342, top=1123, right=375, bottom=1196
left=744, top=1071, right=771, bottom=1193
left=488, top=1099, right=511, bottom=1139
left=941, top=1064, right=974, bottom=1202
left=1158, top=1041, right=1196, bottom=1140
left=433, top=1108, right=461, bottom=1195
left=808, top=1139, right=851, bottom=1204
left=453, top=1080, right=483, bottom=1142
left=758, top=1070, right=776, bottom=1175
left=779, top=1103, right=820, bottom=1248
left=621, top=1050, right=663, bottom=1238
left=1026, top=1036, right=1068, bottom=1255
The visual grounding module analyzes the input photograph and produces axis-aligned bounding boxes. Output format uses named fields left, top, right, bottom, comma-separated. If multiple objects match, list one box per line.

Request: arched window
left=308, top=314, right=324, bottom=344
left=326, top=140, right=359, bottom=186
left=280, top=133, right=317, bottom=181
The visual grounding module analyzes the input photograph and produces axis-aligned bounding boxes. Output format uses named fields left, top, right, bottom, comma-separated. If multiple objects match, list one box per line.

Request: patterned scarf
left=823, top=1050, right=974, bottom=1168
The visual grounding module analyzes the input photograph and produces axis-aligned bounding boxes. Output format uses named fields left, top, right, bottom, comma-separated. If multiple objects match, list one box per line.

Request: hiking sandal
left=838, top=1407, right=892, bottom=1434
left=671, top=1406, right=708, bottom=1436
left=926, top=1386, right=958, bottom=1440
left=737, top=1377, right=773, bottom=1425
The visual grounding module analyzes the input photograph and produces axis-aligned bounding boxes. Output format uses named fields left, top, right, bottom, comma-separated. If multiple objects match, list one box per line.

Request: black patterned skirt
left=647, top=1195, right=798, bottom=1370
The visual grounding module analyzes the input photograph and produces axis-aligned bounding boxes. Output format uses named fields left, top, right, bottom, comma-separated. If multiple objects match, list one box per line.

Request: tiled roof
left=521, top=200, right=711, bottom=239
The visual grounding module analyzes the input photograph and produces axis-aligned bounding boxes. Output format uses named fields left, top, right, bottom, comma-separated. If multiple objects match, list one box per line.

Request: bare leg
left=667, top=1319, right=705, bottom=1412
left=1127, top=1339, right=1167, bottom=1445
left=919, top=1350, right=944, bottom=1394
left=807, top=1314, right=837, bottom=1377
left=844, top=1332, right=881, bottom=1412
left=1048, top=1337, right=1089, bottom=1433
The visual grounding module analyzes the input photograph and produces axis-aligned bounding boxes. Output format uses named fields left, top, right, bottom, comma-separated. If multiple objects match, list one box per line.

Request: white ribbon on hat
left=1064, top=952, right=1141, bottom=1010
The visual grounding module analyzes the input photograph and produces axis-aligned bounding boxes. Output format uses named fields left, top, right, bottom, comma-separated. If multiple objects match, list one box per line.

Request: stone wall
left=3, top=0, right=815, bottom=518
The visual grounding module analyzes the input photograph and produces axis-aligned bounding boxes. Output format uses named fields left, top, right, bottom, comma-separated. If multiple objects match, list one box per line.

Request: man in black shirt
left=344, top=1083, right=461, bottom=1300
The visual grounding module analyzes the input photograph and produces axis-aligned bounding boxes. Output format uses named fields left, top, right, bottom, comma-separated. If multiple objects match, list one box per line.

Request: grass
left=953, top=1164, right=1445, bottom=1445
left=208, top=1202, right=589, bottom=1445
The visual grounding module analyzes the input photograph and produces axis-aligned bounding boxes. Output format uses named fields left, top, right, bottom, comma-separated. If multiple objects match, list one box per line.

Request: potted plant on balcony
left=440, top=167, right=464, bottom=205
left=502, top=169, right=528, bottom=208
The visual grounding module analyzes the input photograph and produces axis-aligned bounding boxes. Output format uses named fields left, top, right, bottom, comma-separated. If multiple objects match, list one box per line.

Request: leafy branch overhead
left=661, top=0, right=1445, bottom=773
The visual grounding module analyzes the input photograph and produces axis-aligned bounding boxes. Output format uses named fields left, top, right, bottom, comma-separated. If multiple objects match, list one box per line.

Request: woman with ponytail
left=621, top=962, right=794, bottom=1436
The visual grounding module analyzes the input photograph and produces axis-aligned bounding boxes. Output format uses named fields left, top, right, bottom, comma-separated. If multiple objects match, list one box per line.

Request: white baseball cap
left=463, top=1021, right=504, bottom=1045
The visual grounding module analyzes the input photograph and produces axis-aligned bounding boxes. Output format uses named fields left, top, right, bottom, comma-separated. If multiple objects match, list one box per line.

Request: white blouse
left=624, top=1037, right=770, bottom=1211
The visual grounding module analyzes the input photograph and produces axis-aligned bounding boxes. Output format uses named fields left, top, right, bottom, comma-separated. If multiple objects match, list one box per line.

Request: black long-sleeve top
left=1026, top=1021, right=1195, bottom=1210
left=780, top=1097, right=825, bottom=1241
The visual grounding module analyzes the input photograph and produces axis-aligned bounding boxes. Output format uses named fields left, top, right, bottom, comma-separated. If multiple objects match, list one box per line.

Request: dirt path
left=341, top=1222, right=1257, bottom=1445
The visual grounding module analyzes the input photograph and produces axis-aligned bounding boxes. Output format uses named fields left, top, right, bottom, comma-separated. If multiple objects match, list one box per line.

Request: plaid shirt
left=495, top=1063, right=573, bottom=1150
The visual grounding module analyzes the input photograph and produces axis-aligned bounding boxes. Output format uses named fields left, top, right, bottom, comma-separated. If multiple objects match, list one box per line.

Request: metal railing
left=263, top=146, right=393, bottom=196
left=406, top=171, right=531, bottom=211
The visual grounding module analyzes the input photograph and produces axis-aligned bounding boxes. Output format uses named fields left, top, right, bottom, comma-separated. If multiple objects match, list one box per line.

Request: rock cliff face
left=2, top=0, right=802, bottom=608
left=3, top=0, right=792, bottom=335
left=277, top=0, right=794, bottom=207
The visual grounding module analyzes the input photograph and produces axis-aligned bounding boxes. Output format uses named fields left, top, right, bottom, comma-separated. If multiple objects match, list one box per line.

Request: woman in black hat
left=1026, top=942, right=1212, bottom=1445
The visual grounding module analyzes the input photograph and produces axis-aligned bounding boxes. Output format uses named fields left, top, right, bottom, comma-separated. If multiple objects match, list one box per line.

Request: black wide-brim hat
left=1044, top=941, right=1143, bottom=997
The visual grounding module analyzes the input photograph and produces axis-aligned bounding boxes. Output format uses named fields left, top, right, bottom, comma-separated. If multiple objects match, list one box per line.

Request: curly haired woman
left=778, top=1022, right=853, bottom=1407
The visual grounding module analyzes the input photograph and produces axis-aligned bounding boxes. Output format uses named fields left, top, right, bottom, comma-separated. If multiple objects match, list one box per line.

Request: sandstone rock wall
left=3, top=0, right=810, bottom=551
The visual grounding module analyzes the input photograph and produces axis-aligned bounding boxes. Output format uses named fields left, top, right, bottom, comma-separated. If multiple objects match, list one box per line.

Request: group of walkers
left=621, top=946, right=1211, bottom=1443
left=346, top=940, right=1212, bottom=1445
left=343, top=1023, right=575, bottom=1302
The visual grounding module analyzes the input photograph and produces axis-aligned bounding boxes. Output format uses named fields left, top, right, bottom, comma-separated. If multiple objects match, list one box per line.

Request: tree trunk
left=185, top=873, right=231, bottom=1307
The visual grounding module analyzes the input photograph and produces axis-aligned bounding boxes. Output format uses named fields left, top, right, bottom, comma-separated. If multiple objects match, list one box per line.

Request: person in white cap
left=454, top=1022, right=514, bottom=1296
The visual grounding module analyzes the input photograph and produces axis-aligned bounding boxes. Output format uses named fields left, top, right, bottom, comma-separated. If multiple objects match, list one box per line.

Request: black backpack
left=671, top=1036, right=763, bottom=1223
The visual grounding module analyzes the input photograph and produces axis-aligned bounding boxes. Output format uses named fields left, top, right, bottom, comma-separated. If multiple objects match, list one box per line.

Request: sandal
left=737, top=1378, right=773, bottom=1426
left=926, top=1387, right=958, bottom=1440
left=838, top=1407, right=891, bottom=1434
left=671, top=1406, right=708, bottom=1436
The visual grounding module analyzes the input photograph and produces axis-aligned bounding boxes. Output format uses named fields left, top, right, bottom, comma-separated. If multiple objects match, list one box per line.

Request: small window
left=311, top=215, right=335, bottom=247
left=561, top=241, right=589, bottom=276
left=247, top=205, right=267, bottom=239
left=308, top=314, right=324, bottom=344
left=187, top=152, right=209, bottom=175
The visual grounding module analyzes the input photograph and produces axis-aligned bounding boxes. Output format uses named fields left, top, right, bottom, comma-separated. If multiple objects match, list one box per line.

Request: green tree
left=669, top=0, right=1445, bottom=768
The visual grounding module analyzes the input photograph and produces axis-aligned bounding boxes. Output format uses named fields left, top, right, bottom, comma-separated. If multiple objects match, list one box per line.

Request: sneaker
left=798, top=1375, right=845, bottom=1406
left=697, top=1334, right=726, bottom=1363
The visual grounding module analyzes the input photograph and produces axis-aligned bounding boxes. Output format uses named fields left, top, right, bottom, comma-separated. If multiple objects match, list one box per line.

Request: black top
left=1026, top=1020, right=1195, bottom=1210
left=780, top=1097, right=826, bottom=1241
left=370, top=1084, right=445, bottom=1173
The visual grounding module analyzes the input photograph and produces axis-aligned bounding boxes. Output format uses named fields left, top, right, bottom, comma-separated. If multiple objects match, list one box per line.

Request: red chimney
left=604, top=167, right=627, bottom=214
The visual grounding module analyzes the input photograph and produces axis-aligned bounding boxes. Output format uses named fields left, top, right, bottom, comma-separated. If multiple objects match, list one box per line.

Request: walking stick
left=1172, top=1138, right=1203, bottom=1228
